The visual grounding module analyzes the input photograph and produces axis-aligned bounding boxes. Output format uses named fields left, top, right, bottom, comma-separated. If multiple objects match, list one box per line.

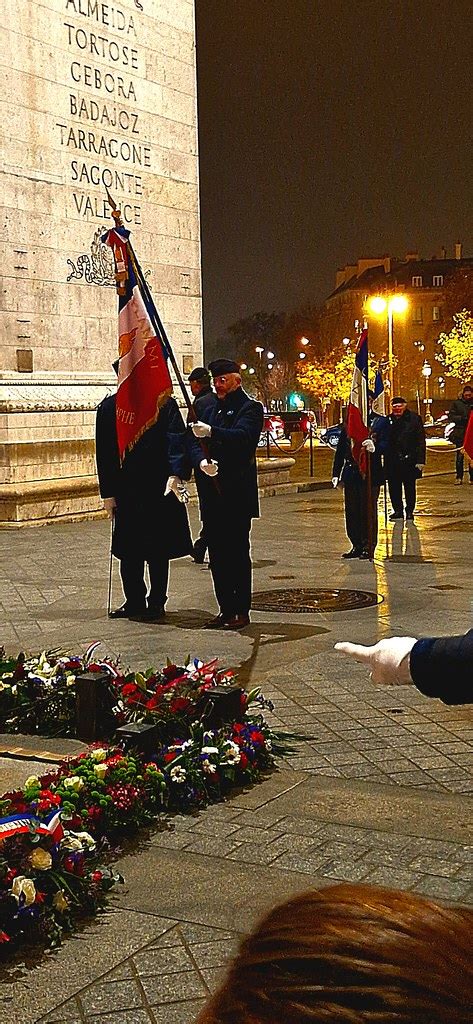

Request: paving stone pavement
left=0, top=472, right=472, bottom=1023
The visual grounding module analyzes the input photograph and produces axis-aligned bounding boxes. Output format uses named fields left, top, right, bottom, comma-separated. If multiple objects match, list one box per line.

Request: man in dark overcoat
left=449, top=384, right=473, bottom=484
left=332, top=415, right=388, bottom=559
left=189, top=359, right=264, bottom=630
left=187, top=367, right=217, bottom=562
left=95, top=392, right=192, bottom=620
left=385, top=397, right=426, bottom=521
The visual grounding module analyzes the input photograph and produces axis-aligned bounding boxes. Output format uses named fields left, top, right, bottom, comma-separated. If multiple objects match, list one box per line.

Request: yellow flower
left=63, top=775, right=84, bottom=792
left=11, top=876, right=36, bottom=905
left=52, top=891, right=69, bottom=912
left=66, top=674, right=76, bottom=687
left=29, top=847, right=53, bottom=871
left=93, top=763, right=108, bottom=779
left=91, top=748, right=108, bottom=763
left=24, top=775, right=40, bottom=789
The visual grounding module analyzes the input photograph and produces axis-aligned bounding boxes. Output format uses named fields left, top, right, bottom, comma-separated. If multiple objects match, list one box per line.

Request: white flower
left=202, top=759, right=217, bottom=775
left=61, top=830, right=96, bottom=852
left=225, top=751, right=241, bottom=766
left=169, top=765, right=187, bottom=784
left=11, top=876, right=36, bottom=905
left=224, top=741, right=240, bottom=756
left=265, top=738, right=273, bottom=751
left=66, top=674, right=76, bottom=687
left=201, top=745, right=219, bottom=755
left=29, top=847, right=53, bottom=871
left=93, top=763, right=108, bottom=779
left=90, top=748, right=107, bottom=763
left=0, top=680, right=12, bottom=692
left=63, top=776, right=84, bottom=792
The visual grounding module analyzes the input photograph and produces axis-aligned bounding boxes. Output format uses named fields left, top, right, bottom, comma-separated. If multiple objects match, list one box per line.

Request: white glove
left=415, top=464, right=425, bottom=470
left=164, top=476, right=190, bottom=503
left=103, top=497, right=116, bottom=519
left=332, top=476, right=339, bottom=488
left=362, top=438, right=376, bottom=453
left=200, top=459, right=218, bottom=477
left=334, top=637, right=417, bottom=686
left=191, top=421, right=212, bottom=438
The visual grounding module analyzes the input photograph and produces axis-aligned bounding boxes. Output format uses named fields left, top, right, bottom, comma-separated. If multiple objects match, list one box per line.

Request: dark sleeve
left=409, top=629, right=473, bottom=705
left=332, top=429, right=347, bottom=477
left=448, top=401, right=465, bottom=426
left=210, top=402, right=264, bottom=457
left=415, top=415, right=426, bottom=463
left=95, top=398, right=120, bottom=498
left=165, top=399, right=192, bottom=480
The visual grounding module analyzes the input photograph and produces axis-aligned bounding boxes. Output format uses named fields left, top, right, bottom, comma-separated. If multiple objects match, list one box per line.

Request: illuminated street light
left=422, top=360, right=433, bottom=423
left=299, top=352, right=306, bottom=359
left=300, top=337, right=310, bottom=346
left=248, top=367, right=255, bottom=375
left=342, top=337, right=350, bottom=346
left=367, top=293, right=409, bottom=394
left=240, top=363, right=248, bottom=370
left=266, top=350, right=275, bottom=359
left=267, top=363, right=273, bottom=369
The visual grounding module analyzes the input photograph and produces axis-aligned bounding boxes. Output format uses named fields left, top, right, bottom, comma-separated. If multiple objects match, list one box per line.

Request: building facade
left=320, top=245, right=473, bottom=406
left=0, top=0, right=202, bottom=524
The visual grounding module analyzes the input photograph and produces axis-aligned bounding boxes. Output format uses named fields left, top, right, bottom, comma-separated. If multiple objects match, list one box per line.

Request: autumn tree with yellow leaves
left=297, top=349, right=354, bottom=408
left=437, top=310, right=473, bottom=382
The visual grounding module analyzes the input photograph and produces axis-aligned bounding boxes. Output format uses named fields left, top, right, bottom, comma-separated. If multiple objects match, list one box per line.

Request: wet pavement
left=0, top=471, right=472, bottom=1023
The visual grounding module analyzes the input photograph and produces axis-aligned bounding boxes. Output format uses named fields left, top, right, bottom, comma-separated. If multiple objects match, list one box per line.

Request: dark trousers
left=387, top=463, right=417, bottom=515
left=456, top=450, right=473, bottom=481
left=120, top=555, right=169, bottom=611
left=193, top=522, right=208, bottom=557
left=344, top=478, right=380, bottom=552
left=206, top=514, right=252, bottom=618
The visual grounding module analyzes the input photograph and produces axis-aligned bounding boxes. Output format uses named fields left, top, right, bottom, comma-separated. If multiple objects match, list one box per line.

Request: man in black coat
left=385, top=397, right=426, bottom=521
left=449, top=384, right=473, bottom=484
left=189, top=358, right=264, bottom=630
left=187, top=367, right=217, bottom=563
left=332, top=418, right=388, bottom=559
left=95, top=393, right=192, bottom=620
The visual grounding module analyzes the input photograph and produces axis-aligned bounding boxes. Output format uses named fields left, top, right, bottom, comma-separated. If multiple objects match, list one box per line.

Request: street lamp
left=255, top=346, right=264, bottom=360
left=368, top=294, right=408, bottom=394
left=422, top=359, right=432, bottom=423
left=266, top=350, right=275, bottom=359
left=300, top=337, right=310, bottom=346
left=299, top=352, right=306, bottom=359
left=240, top=363, right=248, bottom=370
left=248, top=367, right=255, bottom=375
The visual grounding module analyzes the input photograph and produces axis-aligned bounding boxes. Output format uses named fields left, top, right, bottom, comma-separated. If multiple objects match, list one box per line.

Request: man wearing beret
left=187, top=367, right=217, bottom=562
left=189, top=359, right=264, bottom=629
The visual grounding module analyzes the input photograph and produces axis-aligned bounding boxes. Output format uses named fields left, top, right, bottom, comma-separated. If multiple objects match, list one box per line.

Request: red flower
left=4, top=868, right=18, bottom=884
left=250, top=730, right=265, bottom=747
left=240, top=693, right=248, bottom=710
left=233, top=723, right=245, bottom=734
left=0, top=931, right=10, bottom=943
left=239, top=752, right=249, bottom=770
left=145, top=696, right=160, bottom=710
left=63, top=855, right=75, bottom=873
left=91, top=870, right=103, bottom=883
left=164, top=752, right=176, bottom=763
left=169, top=697, right=190, bottom=713
left=35, top=891, right=46, bottom=903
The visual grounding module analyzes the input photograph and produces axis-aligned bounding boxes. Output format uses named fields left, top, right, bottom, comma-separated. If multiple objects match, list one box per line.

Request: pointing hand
left=334, top=637, right=417, bottom=685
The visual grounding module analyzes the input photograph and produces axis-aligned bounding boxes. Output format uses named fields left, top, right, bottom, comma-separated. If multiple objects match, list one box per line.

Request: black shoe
left=204, top=614, right=229, bottom=629
left=405, top=512, right=414, bottom=521
left=109, top=604, right=146, bottom=620
left=358, top=550, right=370, bottom=559
left=140, top=605, right=165, bottom=622
left=223, top=614, right=251, bottom=630
left=342, top=548, right=362, bottom=559
left=389, top=512, right=404, bottom=521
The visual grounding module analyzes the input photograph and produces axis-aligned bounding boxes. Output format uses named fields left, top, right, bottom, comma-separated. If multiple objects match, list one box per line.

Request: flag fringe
left=119, top=386, right=173, bottom=463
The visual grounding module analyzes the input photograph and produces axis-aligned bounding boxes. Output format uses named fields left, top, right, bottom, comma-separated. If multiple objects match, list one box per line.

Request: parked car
left=318, top=424, right=343, bottom=449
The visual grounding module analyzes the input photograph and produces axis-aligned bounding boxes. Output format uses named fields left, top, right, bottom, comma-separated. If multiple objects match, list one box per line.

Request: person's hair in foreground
left=196, top=883, right=472, bottom=1024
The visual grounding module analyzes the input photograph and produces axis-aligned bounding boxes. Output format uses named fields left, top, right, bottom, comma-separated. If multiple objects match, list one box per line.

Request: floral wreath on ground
left=0, top=646, right=277, bottom=955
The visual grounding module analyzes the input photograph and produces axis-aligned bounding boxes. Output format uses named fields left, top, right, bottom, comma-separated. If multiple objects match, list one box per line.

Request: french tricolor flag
left=346, top=328, right=370, bottom=468
left=102, top=226, right=173, bottom=463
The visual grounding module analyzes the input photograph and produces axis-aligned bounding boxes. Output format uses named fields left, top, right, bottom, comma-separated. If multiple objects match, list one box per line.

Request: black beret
left=112, top=359, right=119, bottom=375
left=188, top=366, right=210, bottom=382
left=391, top=396, right=407, bottom=405
left=208, top=358, right=240, bottom=376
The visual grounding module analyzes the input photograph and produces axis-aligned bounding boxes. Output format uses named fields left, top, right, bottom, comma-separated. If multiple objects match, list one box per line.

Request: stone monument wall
left=0, top=0, right=202, bottom=524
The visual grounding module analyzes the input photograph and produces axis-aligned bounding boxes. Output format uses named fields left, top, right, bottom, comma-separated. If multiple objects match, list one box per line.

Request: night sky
left=195, top=0, right=472, bottom=349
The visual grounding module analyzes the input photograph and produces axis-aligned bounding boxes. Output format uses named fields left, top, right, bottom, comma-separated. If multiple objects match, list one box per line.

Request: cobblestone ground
left=0, top=472, right=472, bottom=1024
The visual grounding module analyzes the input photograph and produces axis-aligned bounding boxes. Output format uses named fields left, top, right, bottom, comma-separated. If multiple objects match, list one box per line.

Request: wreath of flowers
left=0, top=647, right=277, bottom=956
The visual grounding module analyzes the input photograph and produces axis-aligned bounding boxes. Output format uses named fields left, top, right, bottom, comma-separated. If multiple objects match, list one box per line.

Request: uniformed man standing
left=96, top=390, right=192, bottom=621
left=187, top=367, right=217, bottom=563
left=189, top=359, right=264, bottom=630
